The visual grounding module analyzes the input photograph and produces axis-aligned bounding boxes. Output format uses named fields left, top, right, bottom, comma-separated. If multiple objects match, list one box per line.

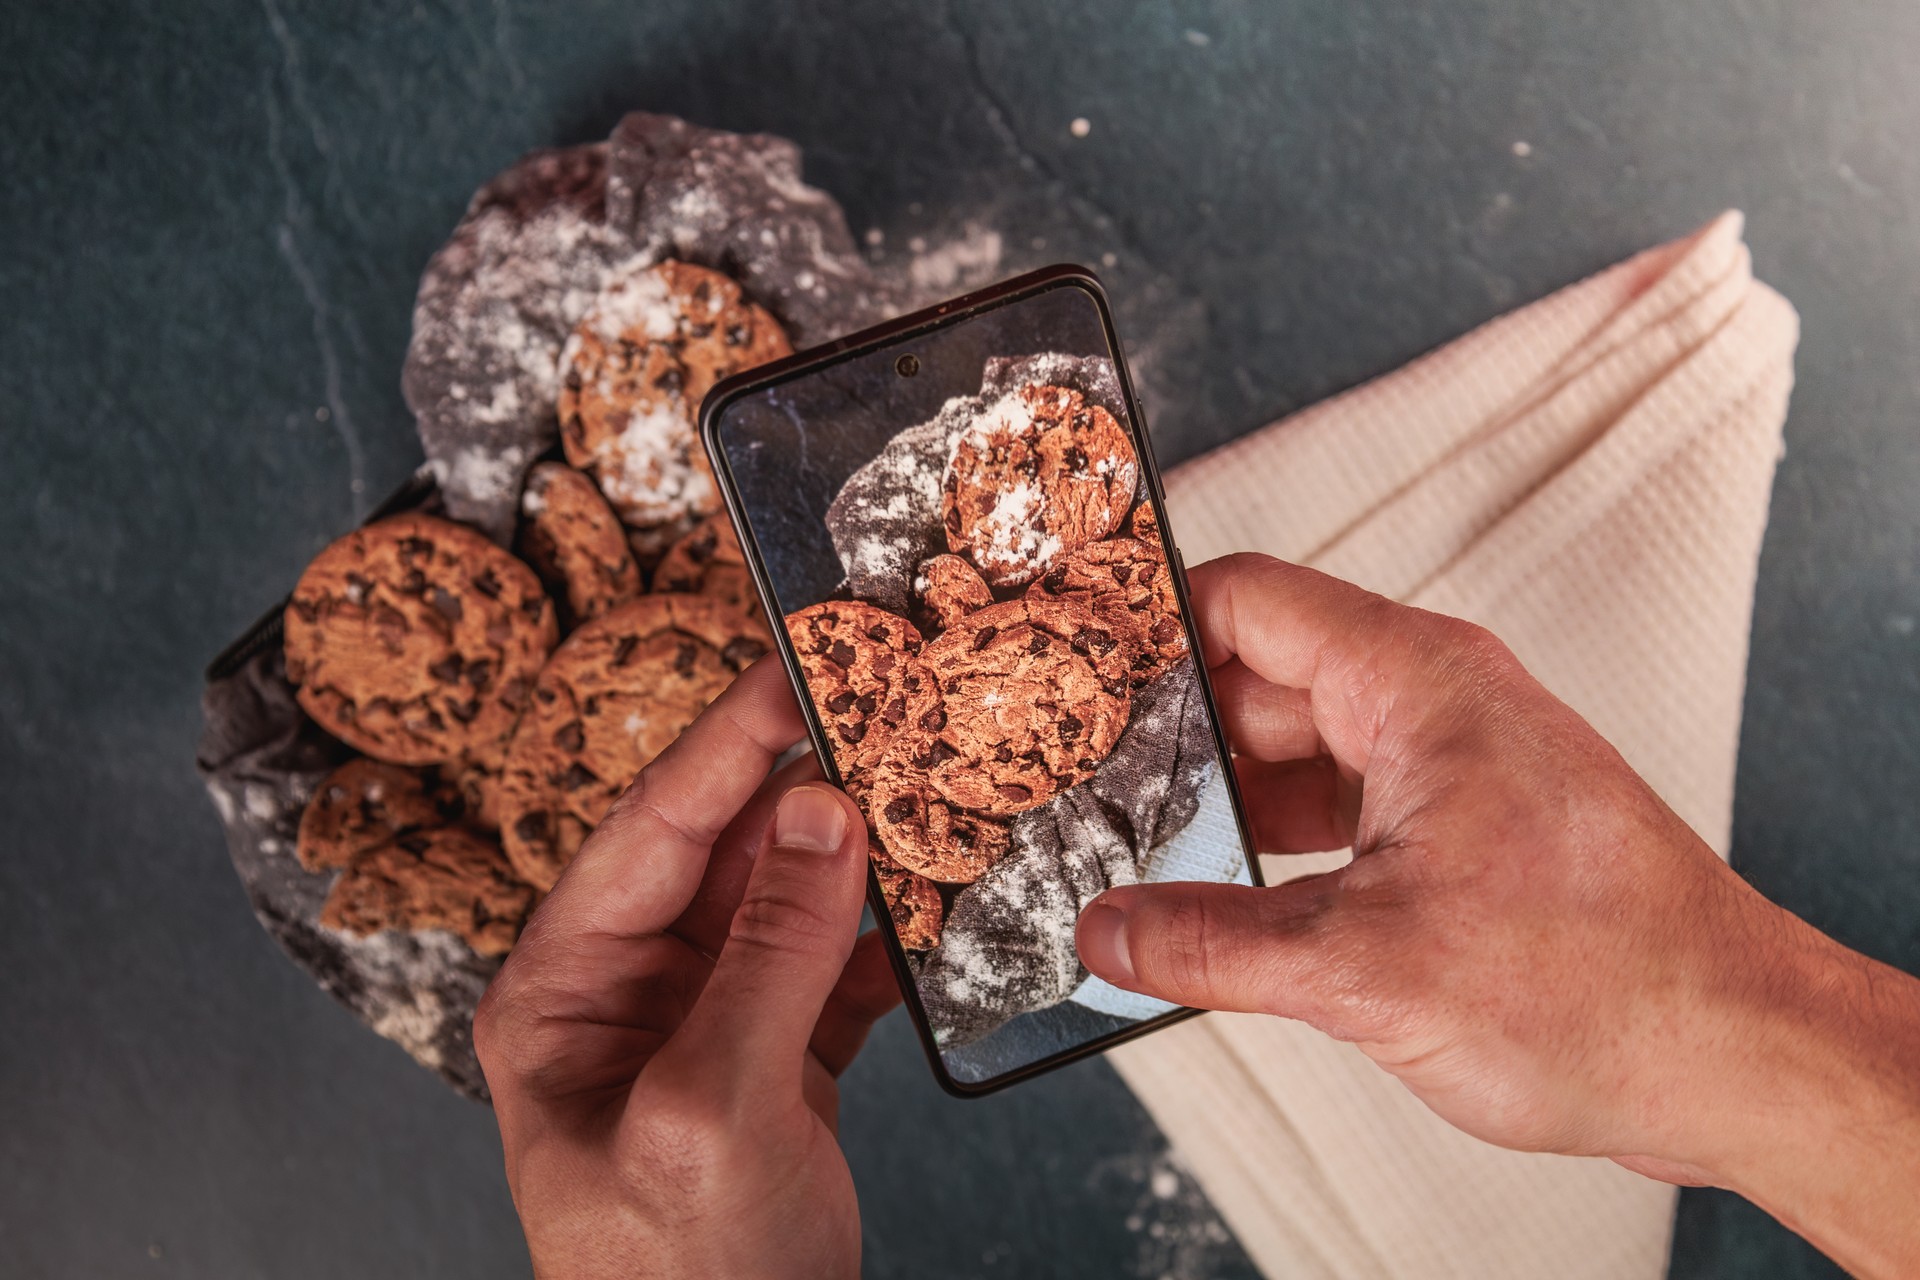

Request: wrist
left=1645, top=874, right=1920, bottom=1276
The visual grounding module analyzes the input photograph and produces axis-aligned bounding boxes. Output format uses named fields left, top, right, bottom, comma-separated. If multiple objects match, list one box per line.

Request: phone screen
left=705, top=275, right=1258, bottom=1091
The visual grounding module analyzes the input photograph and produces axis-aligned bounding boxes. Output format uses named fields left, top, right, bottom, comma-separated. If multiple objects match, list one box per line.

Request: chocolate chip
left=928, top=740, right=960, bottom=765
left=522, top=597, right=547, bottom=622
left=471, top=568, right=502, bottom=599
left=994, top=745, right=1013, bottom=763
left=687, top=531, right=717, bottom=563
left=465, top=658, right=493, bottom=689
left=883, top=697, right=906, bottom=724
left=838, top=721, right=868, bottom=744
left=854, top=692, right=877, bottom=715
left=944, top=472, right=959, bottom=494
left=829, top=640, right=857, bottom=667
left=920, top=707, right=946, bottom=732
left=447, top=699, right=479, bottom=724
left=428, top=655, right=463, bottom=683
left=397, top=833, right=432, bottom=855
left=559, top=763, right=595, bottom=791
left=722, top=637, right=766, bottom=670
left=612, top=635, right=639, bottom=666
left=1058, top=716, right=1083, bottom=741
left=1029, top=632, right=1049, bottom=654
left=430, top=587, right=463, bottom=622
left=944, top=508, right=962, bottom=535
left=975, top=493, right=996, bottom=516
left=867, top=623, right=890, bottom=643
left=724, top=323, right=748, bottom=346
left=514, top=813, right=548, bottom=844
left=1111, top=563, right=1134, bottom=585
left=828, top=689, right=858, bottom=714
left=1042, top=568, right=1067, bottom=594
left=398, top=536, right=434, bottom=561
left=972, top=625, right=998, bottom=651
left=1150, top=618, right=1182, bottom=644
left=872, top=650, right=895, bottom=676
left=1078, top=757, right=1098, bottom=771
left=884, top=796, right=916, bottom=824
left=673, top=642, right=698, bottom=675
left=399, top=569, right=427, bottom=597
left=1064, top=445, right=1089, bottom=472
left=997, top=784, right=1032, bottom=805
left=564, top=368, right=582, bottom=392
left=554, top=720, right=585, bottom=753
left=654, top=367, right=685, bottom=395
left=581, top=695, right=600, bottom=715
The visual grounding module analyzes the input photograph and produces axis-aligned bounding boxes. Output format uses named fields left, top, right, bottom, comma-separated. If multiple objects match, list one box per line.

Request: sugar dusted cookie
left=558, top=261, right=791, bottom=556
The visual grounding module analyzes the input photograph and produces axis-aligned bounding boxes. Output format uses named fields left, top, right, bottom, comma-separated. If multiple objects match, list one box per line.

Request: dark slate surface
left=4, top=3, right=1917, bottom=1278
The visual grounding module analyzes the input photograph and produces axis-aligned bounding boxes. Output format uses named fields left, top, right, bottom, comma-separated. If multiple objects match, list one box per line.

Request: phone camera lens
left=895, top=353, right=920, bottom=378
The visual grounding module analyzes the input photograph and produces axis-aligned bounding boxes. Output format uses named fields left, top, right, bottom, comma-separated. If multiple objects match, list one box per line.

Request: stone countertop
left=4, top=3, right=1916, bottom=1277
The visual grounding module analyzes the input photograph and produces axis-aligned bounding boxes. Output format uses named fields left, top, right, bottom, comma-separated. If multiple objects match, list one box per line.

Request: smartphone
left=701, top=267, right=1262, bottom=1095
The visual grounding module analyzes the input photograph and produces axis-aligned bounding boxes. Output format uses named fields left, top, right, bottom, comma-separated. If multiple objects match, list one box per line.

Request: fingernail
left=774, top=784, right=848, bottom=854
left=1077, top=902, right=1136, bottom=984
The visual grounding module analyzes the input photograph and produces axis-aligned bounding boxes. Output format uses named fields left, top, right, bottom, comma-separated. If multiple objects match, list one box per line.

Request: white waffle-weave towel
left=1112, top=211, right=1798, bottom=1279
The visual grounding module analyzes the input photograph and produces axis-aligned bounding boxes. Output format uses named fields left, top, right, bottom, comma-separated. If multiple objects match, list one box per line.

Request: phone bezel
left=699, top=265, right=1265, bottom=1098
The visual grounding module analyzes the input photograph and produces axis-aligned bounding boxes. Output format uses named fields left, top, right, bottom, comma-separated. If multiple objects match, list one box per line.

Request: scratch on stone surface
left=936, top=0, right=1164, bottom=276
left=261, top=0, right=369, bottom=237
left=1834, top=159, right=1883, bottom=199
left=265, top=82, right=368, bottom=513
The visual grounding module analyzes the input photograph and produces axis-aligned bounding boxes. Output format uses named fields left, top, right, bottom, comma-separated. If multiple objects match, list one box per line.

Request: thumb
left=667, top=782, right=871, bottom=1093
left=1076, top=879, right=1347, bottom=1023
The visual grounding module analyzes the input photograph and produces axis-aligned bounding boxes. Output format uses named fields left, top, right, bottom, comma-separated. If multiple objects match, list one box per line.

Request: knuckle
left=619, top=1089, right=734, bottom=1195
left=728, top=889, right=839, bottom=958
left=1140, top=895, right=1214, bottom=998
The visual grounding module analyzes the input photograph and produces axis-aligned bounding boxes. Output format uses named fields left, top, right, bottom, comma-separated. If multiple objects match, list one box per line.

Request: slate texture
left=4, top=2, right=1918, bottom=1278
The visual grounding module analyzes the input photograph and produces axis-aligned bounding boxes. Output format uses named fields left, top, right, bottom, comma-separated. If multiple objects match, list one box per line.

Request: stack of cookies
left=787, top=381, right=1188, bottom=955
left=282, top=260, right=784, bottom=959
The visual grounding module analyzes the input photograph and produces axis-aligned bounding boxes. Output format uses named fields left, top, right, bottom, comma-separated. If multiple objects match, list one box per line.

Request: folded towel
left=1113, top=212, right=1798, bottom=1279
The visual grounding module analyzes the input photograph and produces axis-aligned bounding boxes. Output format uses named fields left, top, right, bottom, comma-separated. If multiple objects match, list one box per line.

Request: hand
left=1076, top=553, right=1920, bottom=1278
left=475, top=658, right=899, bottom=1280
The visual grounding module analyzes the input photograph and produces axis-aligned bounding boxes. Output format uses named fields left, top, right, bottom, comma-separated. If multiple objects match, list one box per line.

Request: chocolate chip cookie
left=284, top=513, right=558, bottom=767
left=784, top=601, right=938, bottom=775
left=319, top=825, right=534, bottom=958
left=557, top=260, right=792, bottom=555
left=869, top=840, right=944, bottom=950
left=296, top=759, right=454, bottom=872
left=914, top=553, right=995, bottom=633
left=654, top=512, right=761, bottom=620
left=862, top=747, right=1012, bottom=884
left=1027, top=537, right=1188, bottom=687
left=917, top=597, right=1131, bottom=817
left=499, top=594, right=771, bottom=889
left=518, top=462, right=642, bottom=629
left=942, top=382, right=1139, bottom=589
left=1128, top=502, right=1161, bottom=547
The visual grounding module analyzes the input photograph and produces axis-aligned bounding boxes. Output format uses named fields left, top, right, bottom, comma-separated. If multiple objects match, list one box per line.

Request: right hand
left=1077, top=553, right=1920, bottom=1279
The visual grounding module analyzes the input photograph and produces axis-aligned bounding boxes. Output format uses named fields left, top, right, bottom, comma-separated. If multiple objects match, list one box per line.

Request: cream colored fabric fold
left=1116, top=212, right=1798, bottom=1279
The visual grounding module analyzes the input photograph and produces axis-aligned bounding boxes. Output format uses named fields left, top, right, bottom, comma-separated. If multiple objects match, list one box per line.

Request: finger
left=662, top=783, right=871, bottom=1095
left=670, top=751, right=823, bottom=957
left=1186, top=554, right=1415, bottom=770
left=1209, top=657, right=1321, bottom=761
left=527, top=657, right=805, bottom=955
left=1075, top=878, right=1366, bottom=1034
left=1234, top=754, right=1360, bottom=854
left=809, top=929, right=904, bottom=1076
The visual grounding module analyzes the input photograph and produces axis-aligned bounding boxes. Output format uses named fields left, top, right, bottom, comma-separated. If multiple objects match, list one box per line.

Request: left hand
left=474, top=658, right=900, bottom=1280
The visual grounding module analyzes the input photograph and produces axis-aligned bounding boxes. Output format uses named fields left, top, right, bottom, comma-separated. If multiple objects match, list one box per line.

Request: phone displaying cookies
left=701, top=268, right=1261, bottom=1095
